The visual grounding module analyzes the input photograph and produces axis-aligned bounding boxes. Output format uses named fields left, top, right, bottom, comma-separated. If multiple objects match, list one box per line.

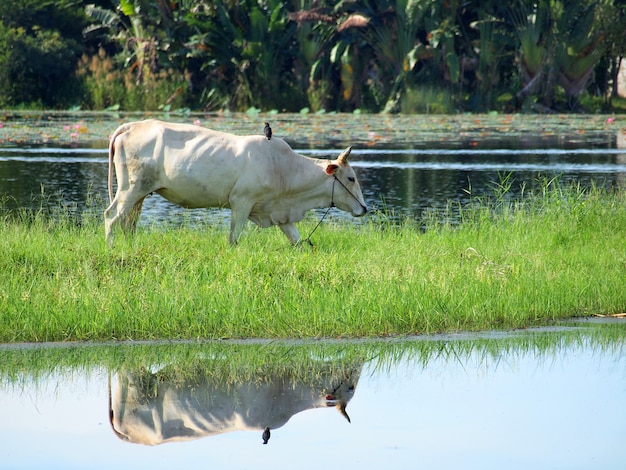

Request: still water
left=1, top=145, right=626, bottom=225
left=1, top=326, right=625, bottom=469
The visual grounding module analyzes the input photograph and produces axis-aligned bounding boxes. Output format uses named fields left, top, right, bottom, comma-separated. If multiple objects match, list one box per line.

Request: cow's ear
left=325, top=163, right=340, bottom=175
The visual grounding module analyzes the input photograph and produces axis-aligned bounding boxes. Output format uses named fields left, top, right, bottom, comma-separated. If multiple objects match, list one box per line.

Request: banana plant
left=469, top=13, right=515, bottom=111
left=291, top=4, right=341, bottom=111
left=184, top=0, right=300, bottom=110
left=85, top=0, right=163, bottom=85
left=363, top=0, right=429, bottom=112
left=554, top=1, right=605, bottom=107
left=313, top=0, right=436, bottom=112
left=508, top=0, right=551, bottom=105
left=508, top=0, right=605, bottom=110
left=289, top=1, right=373, bottom=111
left=300, top=19, right=334, bottom=111
left=241, top=2, right=299, bottom=110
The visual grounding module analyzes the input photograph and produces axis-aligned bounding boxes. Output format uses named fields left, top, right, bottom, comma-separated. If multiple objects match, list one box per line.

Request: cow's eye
left=348, top=177, right=355, bottom=183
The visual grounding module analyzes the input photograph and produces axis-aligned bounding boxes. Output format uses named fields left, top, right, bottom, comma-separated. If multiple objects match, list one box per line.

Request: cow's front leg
left=229, top=203, right=254, bottom=245
left=229, top=214, right=246, bottom=245
left=279, top=223, right=301, bottom=245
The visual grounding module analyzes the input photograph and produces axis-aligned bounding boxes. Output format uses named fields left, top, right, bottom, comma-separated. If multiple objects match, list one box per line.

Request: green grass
left=1, top=181, right=626, bottom=343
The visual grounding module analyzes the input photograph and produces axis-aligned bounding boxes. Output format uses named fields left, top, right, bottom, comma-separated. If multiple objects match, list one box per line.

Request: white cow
left=104, top=120, right=367, bottom=245
left=109, top=364, right=360, bottom=445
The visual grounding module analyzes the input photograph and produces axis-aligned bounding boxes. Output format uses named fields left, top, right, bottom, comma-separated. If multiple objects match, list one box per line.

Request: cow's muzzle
left=353, top=204, right=367, bottom=217
left=332, top=175, right=367, bottom=216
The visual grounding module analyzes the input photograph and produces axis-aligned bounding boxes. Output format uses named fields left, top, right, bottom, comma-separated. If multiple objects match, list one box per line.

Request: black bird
left=264, top=122, right=272, bottom=140
left=262, top=427, right=271, bottom=444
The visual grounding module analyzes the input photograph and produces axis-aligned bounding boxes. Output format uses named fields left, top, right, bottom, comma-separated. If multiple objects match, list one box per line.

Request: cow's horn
left=337, top=146, right=352, bottom=165
left=337, top=403, right=351, bottom=423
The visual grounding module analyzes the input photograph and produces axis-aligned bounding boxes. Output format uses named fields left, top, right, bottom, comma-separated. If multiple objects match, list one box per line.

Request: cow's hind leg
left=104, top=195, right=147, bottom=246
left=122, top=197, right=146, bottom=233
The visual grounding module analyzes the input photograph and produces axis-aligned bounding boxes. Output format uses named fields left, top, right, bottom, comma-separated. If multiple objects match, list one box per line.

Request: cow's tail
left=108, top=123, right=132, bottom=203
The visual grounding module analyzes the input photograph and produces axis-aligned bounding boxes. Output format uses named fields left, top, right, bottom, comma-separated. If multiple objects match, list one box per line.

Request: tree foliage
left=0, top=0, right=87, bottom=108
left=1, top=0, right=625, bottom=112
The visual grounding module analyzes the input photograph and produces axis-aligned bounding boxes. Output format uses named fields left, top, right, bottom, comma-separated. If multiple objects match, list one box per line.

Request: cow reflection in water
left=109, top=364, right=360, bottom=446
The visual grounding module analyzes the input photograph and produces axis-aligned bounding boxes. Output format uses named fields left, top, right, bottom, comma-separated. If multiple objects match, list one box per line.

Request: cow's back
left=116, top=120, right=279, bottom=209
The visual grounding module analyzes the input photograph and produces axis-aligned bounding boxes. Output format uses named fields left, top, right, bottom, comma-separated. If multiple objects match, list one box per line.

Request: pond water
left=1, top=113, right=625, bottom=226
left=1, top=324, right=625, bottom=469
left=1, top=146, right=626, bottom=226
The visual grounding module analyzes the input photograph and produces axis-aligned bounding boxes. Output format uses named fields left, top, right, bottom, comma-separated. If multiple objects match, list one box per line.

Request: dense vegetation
left=1, top=0, right=625, bottom=113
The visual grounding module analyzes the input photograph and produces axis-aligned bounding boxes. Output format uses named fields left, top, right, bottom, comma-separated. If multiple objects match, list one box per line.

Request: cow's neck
left=296, top=157, right=335, bottom=206
left=249, top=156, right=334, bottom=228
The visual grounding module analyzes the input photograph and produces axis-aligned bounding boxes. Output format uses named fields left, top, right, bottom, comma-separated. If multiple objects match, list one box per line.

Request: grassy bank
left=1, top=182, right=625, bottom=343
left=2, top=326, right=625, bottom=387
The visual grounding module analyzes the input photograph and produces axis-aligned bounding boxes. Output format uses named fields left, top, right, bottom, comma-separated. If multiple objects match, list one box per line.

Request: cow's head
left=325, top=376, right=357, bottom=423
left=324, top=146, right=367, bottom=217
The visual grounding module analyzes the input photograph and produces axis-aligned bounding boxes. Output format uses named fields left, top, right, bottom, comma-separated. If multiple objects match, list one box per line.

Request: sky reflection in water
left=1, top=330, right=625, bottom=470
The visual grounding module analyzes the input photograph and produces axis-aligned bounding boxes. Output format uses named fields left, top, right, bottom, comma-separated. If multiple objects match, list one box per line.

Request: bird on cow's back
left=264, top=122, right=272, bottom=140
left=262, top=426, right=271, bottom=444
